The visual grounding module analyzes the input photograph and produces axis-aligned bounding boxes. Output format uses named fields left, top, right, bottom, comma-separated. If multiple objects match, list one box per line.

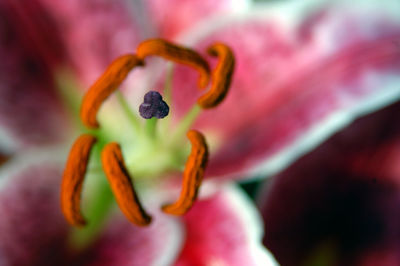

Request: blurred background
left=1, top=0, right=400, bottom=265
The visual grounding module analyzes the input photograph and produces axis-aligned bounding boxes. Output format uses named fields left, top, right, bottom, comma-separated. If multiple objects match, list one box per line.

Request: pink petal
left=145, top=0, right=250, bottom=39
left=259, top=101, right=400, bottom=265
left=37, top=0, right=145, bottom=87
left=0, top=0, right=70, bottom=150
left=0, top=0, right=146, bottom=149
left=0, top=154, right=71, bottom=266
left=85, top=211, right=184, bottom=266
left=169, top=0, right=400, bottom=180
left=0, top=150, right=185, bottom=266
left=174, top=185, right=277, bottom=266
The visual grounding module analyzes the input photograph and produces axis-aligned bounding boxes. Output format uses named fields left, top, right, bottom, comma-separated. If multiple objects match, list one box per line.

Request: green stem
left=68, top=136, right=114, bottom=250
left=145, top=117, right=158, bottom=139
left=116, top=91, right=141, bottom=131
left=159, top=64, right=174, bottom=135
left=69, top=174, right=114, bottom=249
left=171, top=104, right=201, bottom=143
left=54, top=69, right=84, bottom=128
left=163, top=64, right=174, bottom=105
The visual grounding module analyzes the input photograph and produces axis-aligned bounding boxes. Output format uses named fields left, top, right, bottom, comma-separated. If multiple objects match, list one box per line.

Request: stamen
left=197, top=43, right=235, bottom=109
left=162, top=130, right=208, bottom=215
left=80, top=54, right=144, bottom=128
left=101, top=143, right=152, bottom=226
left=136, top=39, right=211, bottom=89
left=139, top=91, right=170, bottom=119
left=61, top=134, right=97, bottom=227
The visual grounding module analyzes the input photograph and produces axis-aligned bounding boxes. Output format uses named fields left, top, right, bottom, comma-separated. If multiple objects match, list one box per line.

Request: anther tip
left=138, top=215, right=153, bottom=226
left=161, top=204, right=189, bottom=216
left=72, top=219, right=87, bottom=227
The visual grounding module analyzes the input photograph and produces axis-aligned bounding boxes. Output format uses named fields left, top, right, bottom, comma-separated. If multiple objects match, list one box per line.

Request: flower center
left=60, top=39, right=235, bottom=240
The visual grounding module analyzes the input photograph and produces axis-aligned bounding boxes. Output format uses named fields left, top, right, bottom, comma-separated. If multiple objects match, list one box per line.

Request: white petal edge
left=0, top=126, right=19, bottom=154
left=147, top=209, right=185, bottom=266
left=149, top=181, right=278, bottom=265
left=132, top=186, right=186, bottom=266
left=247, top=74, right=400, bottom=180
left=222, top=184, right=278, bottom=265
left=177, top=0, right=400, bottom=46
left=0, top=145, right=67, bottom=189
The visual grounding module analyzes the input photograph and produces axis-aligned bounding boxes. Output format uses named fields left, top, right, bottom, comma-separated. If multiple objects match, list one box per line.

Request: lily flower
left=1, top=0, right=400, bottom=265
left=0, top=0, right=274, bottom=265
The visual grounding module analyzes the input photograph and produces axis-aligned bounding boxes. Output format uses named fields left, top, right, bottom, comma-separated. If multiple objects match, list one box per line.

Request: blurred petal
left=0, top=152, right=71, bottom=266
left=85, top=210, right=183, bottom=266
left=37, top=0, right=145, bottom=87
left=145, top=0, right=251, bottom=38
left=259, top=100, right=400, bottom=265
left=0, top=149, right=186, bottom=266
left=0, top=0, right=70, bottom=150
left=175, top=184, right=277, bottom=266
left=169, top=0, right=400, bottom=180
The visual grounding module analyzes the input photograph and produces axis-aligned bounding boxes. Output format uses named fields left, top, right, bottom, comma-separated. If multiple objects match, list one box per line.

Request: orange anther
left=197, top=43, right=235, bottom=109
left=80, top=54, right=144, bottom=129
left=162, top=130, right=208, bottom=215
left=136, top=39, right=211, bottom=89
left=101, top=143, right=152, bottom=226
left=61, top=134, right=97, bottom=227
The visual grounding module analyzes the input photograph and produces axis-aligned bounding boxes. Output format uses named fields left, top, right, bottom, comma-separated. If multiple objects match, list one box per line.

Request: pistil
left=139, top=90, right=170, bottom=139
left=115, top=90, right=141, bottom=131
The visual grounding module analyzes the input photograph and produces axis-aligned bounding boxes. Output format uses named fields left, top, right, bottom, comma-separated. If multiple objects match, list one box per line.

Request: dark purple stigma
left=139, top=91, right=170, bottom=119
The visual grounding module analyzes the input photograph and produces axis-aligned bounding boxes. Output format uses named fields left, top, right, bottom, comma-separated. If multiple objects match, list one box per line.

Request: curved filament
left=198, top=43, right=235, bottom=109
left=80, top=54, right=144, bottom=128
left=137, top=39, right=210, bottom=89
left=162, top=130, right=209, bottom=215
left=61, top=134, right=97, bottom=227
left=101, top=143, right=152, bottom=226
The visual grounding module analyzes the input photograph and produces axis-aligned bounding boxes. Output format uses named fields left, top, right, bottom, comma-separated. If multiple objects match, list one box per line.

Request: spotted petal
left=0, top=150, right=186, bottom=266
left=0, top=0, right=70, bottom=151
left=0, top=0, right=147, bottom=151
left=174, top=184, right=277, bottom=266
left=85, top=212, right=183, bottom=266
left=0, top=152, right=70, bottom=266
left=169, top=0, right=400, bottom=180
left=36, top=0, right=145, bottom=87
left=144, top=0, right=251, bottom=38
